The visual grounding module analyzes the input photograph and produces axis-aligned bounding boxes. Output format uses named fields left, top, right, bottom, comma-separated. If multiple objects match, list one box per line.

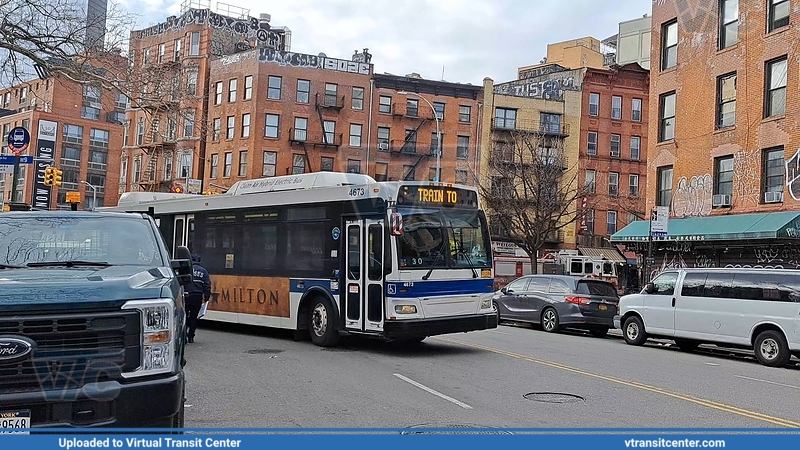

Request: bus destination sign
left=397, top=185, right=478, bottom=208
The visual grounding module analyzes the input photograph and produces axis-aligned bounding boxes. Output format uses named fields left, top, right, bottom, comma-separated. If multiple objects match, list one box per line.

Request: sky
left=118, top=0, right=651, bottom=85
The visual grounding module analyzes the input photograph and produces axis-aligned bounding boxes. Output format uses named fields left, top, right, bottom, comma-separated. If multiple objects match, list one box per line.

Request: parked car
left=492, top=275, right=620, bottom=337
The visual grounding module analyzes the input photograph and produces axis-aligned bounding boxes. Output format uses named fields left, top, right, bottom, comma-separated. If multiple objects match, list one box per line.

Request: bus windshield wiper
left=26, top=260, right=113, bottom=268
left=422, top=249, right=446, bottom=280
left=455, top=243, right=479, bottom=279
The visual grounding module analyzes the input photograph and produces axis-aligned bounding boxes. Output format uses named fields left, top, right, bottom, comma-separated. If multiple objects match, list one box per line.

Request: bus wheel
left=308, top=297, right=340, bottom=347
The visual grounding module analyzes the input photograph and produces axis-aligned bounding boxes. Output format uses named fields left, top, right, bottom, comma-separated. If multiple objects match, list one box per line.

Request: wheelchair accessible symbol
left=387, top=284, right=396, bottom=295
left=332, top=227, right=340, bottom=240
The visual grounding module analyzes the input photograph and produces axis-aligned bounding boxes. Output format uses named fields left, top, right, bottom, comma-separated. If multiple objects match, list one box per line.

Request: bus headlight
left=121, top=299, right=175, bottom=378
left=481, top=298, right=492, bottom=309
left=395, top=305, right=417, bottom=314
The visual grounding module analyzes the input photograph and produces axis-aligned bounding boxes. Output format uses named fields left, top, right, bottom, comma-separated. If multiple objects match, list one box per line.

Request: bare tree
left=476, top=129, right=590, bottom=274
left=0, top=0, right=136, bottom=89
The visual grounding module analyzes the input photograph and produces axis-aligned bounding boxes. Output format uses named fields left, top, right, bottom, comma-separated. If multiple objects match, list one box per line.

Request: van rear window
left=577, top=280, right=618, bottom=297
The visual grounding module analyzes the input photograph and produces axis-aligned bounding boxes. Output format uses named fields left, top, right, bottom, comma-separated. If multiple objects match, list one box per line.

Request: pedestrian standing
left=185, top=253, right=211, bottom=343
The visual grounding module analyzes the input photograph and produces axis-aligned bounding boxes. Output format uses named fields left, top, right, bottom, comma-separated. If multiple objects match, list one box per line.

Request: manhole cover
left=400, top=424, right=513, bottom=435
left=246, top=348, right=284, bottom=354
left=524, top=392, right=585, bottom=403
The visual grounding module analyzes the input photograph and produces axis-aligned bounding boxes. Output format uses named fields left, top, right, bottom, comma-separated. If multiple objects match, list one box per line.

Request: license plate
left=0, top=410, right=30, bottom=434
left=599, top=304, right=608, bottom=311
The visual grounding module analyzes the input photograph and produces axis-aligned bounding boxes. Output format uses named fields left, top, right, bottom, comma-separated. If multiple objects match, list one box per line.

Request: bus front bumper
left=383, top=312, right=498, bottom=340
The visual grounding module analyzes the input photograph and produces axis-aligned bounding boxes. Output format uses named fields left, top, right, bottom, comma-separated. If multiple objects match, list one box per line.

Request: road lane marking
left=393, top=373, right=473, bottom=410
left=734, top=375, right=800, bottom=391
left=490, top=330, right=512, bottom=335
left=435, top=337, right=799, bottom=428
left=705, top=363, right=721, bottom=366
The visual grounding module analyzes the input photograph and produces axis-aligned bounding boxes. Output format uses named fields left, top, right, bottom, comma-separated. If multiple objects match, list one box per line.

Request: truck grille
left=0, top=311, right=141, bottom=391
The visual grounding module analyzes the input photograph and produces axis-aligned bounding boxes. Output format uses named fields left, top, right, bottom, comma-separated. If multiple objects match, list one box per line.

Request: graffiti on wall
left=133, top=8, right=284, bottom=50
left=258, top=48, right=371, bottom=75
left=518, top=64, right=569, bottom=80
left=733, top=150, right=760, bottom=205
left=493, top=77, right=580, bottom=101
left=671, top=174, right=713, bottom=217
left=786, top=148, right=800, bottom=201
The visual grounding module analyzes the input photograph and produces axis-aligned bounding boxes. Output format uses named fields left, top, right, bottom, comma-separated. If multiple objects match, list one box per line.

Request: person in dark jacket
left=184, top=253, right=211, bottom=343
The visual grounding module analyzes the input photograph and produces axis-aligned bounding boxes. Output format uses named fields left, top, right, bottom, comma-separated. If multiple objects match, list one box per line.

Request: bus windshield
left=396, top=208, right=490, bottom=270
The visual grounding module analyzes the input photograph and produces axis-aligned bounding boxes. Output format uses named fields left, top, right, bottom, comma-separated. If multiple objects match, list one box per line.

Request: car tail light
left=565, top=296, right=591, bottom=305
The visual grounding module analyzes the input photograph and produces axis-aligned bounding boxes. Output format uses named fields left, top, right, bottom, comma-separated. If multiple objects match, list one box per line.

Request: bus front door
left=344, top=219, right=385, bottom=333
left=172, top=214, right=195, bottom=256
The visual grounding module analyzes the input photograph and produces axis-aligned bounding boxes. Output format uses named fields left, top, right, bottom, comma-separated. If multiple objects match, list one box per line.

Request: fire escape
left=288, top=91, right=344, bottom=173
left=390, top=100, right=435, bottom=181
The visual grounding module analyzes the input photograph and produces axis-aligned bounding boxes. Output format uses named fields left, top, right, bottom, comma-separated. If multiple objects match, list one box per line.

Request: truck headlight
left=481, top=298, right=492, bottom=309
left=122, top=299, right=175, bottom=378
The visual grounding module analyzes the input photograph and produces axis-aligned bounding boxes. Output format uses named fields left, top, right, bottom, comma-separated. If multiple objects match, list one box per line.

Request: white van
left=614, top=268, right=800, bottom=368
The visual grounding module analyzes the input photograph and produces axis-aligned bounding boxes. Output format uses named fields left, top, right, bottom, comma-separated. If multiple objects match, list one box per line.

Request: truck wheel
left=308, top=297, right=341, bottom=347
left=623, top=315, right=647, bottom=346
left=754, top=330, right=791, bottom=368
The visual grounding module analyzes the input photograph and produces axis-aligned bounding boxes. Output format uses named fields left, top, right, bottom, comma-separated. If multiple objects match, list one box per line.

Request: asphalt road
left=181, top=320, right=800, bottom=430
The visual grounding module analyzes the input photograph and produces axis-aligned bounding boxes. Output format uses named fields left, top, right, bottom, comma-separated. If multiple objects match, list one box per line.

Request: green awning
left=610, top=211, right=800, bottom=243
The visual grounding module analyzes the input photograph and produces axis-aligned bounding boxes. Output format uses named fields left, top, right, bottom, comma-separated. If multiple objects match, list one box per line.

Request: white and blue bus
left=103, top=172, right=498, bottom=346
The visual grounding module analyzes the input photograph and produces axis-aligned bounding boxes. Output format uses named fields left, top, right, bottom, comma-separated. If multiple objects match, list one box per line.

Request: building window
left=229, top=78, right=238, bottom=102
left=457, top=136, right=469, bottom=159
left=716, top=72, right=736, bottom=128
left=459, top=105, right=471, bottom=123
left=81, top=107, right=100, bottom=120
left=241, top=113, right=250, bottom=138
left=406, top=98, right=418, bottom=117
left=494, top=108, right=516, bottom=129
left=293, top=117, right=308, bottom=141
left=238, top=151, right=248, bottom=177
left=587, top=131, right=597, bottom=155
left=189, top=32, right=200, bottom=55
left=244, top=76, right=253, bottom=100
left=629, top=174, right=639, bottom=197
left=714, top=155, right=734, bottom=196
left=296, top=79, right=310, bottom=103
left=265, top=114, right=279, bottom=138
left=630, top=136, right=641, bottom=160
left=163, top=154, right=172, bottom=180
left=268, top=76, right=282, bottom=100
left=763, top=146, right=785, bottom=198
left=262, top=151, right=276, bottom=177
left=657, top=165, right=674, bottom=207
left=611, top=95, right=622, bottom=119
left=179, top=153, right=192, bottom=179
left=719, top=0, right=739, bottom=49
left=226, top=116, right=235, bottom=139
left=133, top=157, right=141, bottom=183
left=433, top=102, right=445, bottom=120
left=379, top=95, right=391, bottom=113
left=210, top=154, right=218, bottom=178
left=325, top=83, right=338, bottom=107
left=214, top=82, right=223, bottom=105
left=428, top=167, right=441, bottom=181
left=187, top=70, right=198, bottom=96
left=349, top=123, right=362, bottom=147
left=431, top=132, right=441, bottom=156
left=212, top=118, right=220, bottom=141
left=83, top=84, right=101, bottom=103
left=540, top=113, right=561, bottom=134
left=375, top=163, right=388, bottom=182
left=659, top=91, right=676, bottom=141
left=456, top=169, right=468, bottom=184
left=347, top=159, right=361, bottom=174
left=89, top=129, right=109, bottom=148
left=589, top=93, right=599, bottom=116
left=323, top=121, right=336, bottom=145
left=610, top=134, right=621, bottom=157
left=320, top=157, right=334, bottom=172
left=607, top=211, right=618, bottom=235
left=292, top=154, right=305, bottom=174
left=377, top=127, right=390, bottom=151
left=158, top=43, right=165, bottom=63
left=403, top=130, right=417, bottom=153
left=764, top=56, right=787, bottom=118
left=585, top=209, right=595, bottom=234
left=769, top=0, right=790, bottom=32
left=223, top=152, right=232, bottom=177
left=352, top=87, right=364, bottom=110
left=585, top=169, right=596, bottom=194
left=609, top=172, right=619, bottom=197
left=661, top=19, right=678, bottom=70
left=632, top=98, right=642, bottom=122
left=173, top=38, right=182, bottom=61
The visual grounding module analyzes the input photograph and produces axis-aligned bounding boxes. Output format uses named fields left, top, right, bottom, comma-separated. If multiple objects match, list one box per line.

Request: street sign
left=651, top=206, right=670, bottom=237
left=6, top=127, right=30, bottom=156
left=0, top=155, right=33, bottom=165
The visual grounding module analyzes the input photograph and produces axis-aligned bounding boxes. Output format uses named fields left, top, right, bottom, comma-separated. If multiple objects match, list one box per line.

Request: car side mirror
left=644, top=282, right=656, bottom=294
left=172, top=245, right=193, bottom=287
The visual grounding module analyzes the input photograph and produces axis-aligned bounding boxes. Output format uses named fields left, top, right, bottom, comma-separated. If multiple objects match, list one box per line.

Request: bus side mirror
left=172, top=245, right=193, bottom=286
left=390, top=213, right=403, bottom=236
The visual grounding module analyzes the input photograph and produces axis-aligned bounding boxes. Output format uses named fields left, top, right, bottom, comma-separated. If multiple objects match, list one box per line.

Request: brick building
left=578, top=63, right=649, bottom=246
left=120, top=4, right=289, bottom=195
left=611, top=0, right=800, bottom=274
left=0, top=76, right=124, bottom=209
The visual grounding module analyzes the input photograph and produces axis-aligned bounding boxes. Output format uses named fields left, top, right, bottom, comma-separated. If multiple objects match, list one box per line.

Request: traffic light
left=43, top=167, right=63, bottom=187
left=52, top=167, right=62, bottom=187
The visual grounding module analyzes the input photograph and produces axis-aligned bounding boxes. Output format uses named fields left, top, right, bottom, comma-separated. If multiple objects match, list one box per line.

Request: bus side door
left=172, top=214, right=195, bottom=256
left=343, top=219, right=385, bottom=333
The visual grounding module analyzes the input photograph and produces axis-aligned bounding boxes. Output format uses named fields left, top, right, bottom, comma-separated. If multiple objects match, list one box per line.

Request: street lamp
left=81, top=181, right=97, bottom=211
left=398, top=91, right=441, bottom=182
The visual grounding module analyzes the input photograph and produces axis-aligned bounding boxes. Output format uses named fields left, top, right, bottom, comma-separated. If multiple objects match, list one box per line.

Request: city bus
left=102, top=172, right=498, bottom=346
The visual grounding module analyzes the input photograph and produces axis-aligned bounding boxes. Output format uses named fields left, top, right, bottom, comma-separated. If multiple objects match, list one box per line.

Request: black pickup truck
left=0, top=210, right=194, bottom=431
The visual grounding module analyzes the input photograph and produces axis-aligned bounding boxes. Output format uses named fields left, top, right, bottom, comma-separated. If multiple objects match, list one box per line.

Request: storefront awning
left=577, top=247, right=626, bottom=263
left=609, top=211, right=800, bottom=243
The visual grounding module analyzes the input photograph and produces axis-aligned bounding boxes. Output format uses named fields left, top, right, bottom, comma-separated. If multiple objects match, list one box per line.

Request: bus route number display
left=398, top=186, right=477, bottom=208
left=418, top=187, right=458, bottom=204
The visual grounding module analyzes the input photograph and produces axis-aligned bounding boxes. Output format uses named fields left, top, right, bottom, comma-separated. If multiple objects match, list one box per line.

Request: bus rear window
left=577, top=280, right=618, bottom=297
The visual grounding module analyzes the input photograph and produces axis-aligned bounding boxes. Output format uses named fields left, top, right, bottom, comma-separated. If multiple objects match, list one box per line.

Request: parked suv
left=492, top=275, right=619, bottom=337
left=0, top=211, right=195, bottom=431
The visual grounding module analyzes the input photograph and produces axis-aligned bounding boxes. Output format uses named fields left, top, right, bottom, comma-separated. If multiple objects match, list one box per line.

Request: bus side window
left=348, top=226, right=360, bottom=280
left=368, top=225, right=382, bottom=281
left=174, top=219, right=184, bottom=254
left=187, top=218, right=195, bottom=252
